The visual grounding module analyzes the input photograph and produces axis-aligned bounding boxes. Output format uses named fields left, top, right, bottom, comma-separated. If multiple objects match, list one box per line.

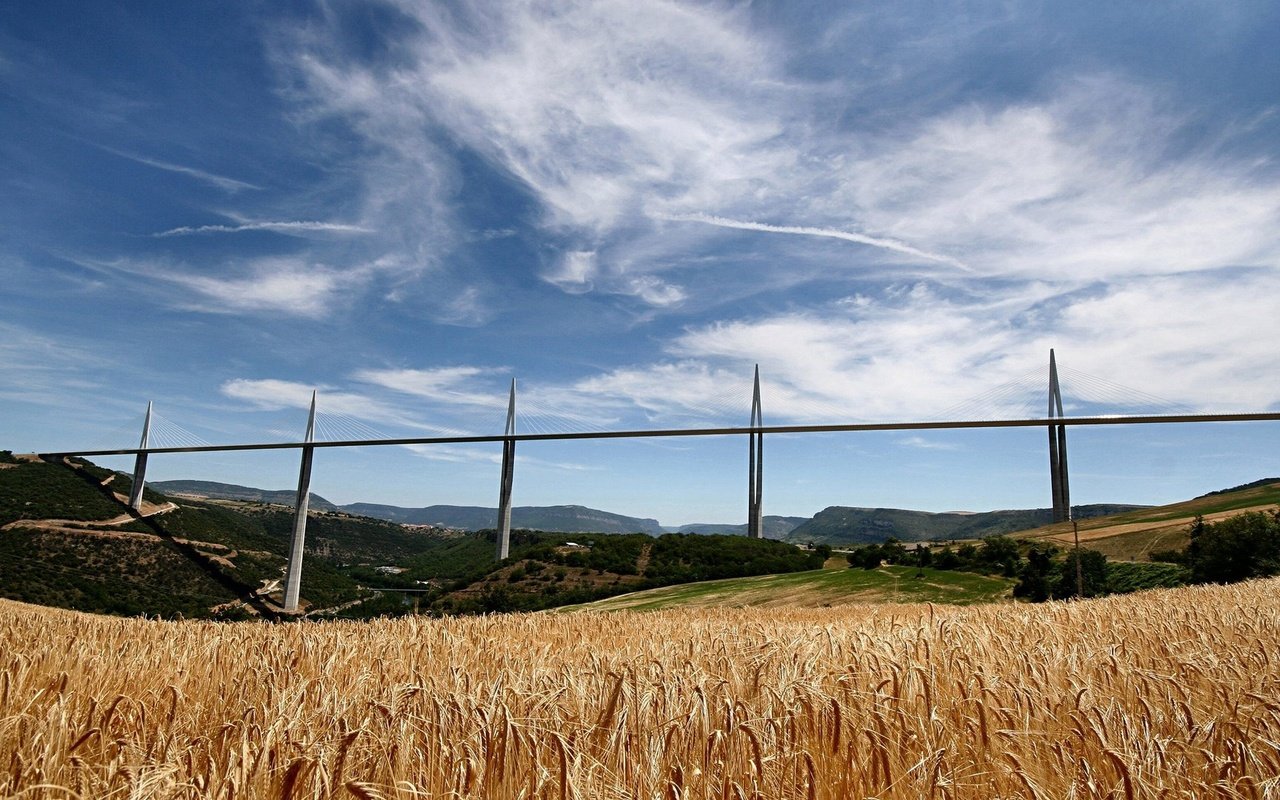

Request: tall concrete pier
left=282, top=391, right=317, bottom=613
left=495, top=380, right=517, bottom=561
left=747, top=366, right=764, bottom=539
left=1047, top=350, right=1071, bottom=523
left=127, top=401, right=153, bottom=511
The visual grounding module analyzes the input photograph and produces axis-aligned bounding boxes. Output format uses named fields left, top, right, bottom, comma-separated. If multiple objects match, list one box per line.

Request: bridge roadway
left=38, top=411, right=1280, bottom=459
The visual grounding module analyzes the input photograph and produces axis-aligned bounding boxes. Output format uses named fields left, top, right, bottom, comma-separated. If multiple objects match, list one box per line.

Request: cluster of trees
left=1012, top=546, right=1109, bottom=601
left=437, top=532, right=828, bottom=614
left=1153, top=512, right=1280, bottom=584
left=509, top=531, right=825, bottom=584
left=0, top=458, right=125, bottom=526
left=847, top=510, right=1280, bottom=602
left=0, top=527, right=236, bottom=618
left=645, top=534, right=826, bottom=583
left=843, top=535, right=1173, bottom=602
left=844, top=536, right=1025, bottom=577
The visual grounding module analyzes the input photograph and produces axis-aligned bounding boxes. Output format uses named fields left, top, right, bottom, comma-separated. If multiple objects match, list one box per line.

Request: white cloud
left=528, top=269, right=1280, bottom=426
left=401, top=442, right=593, bottom=472
left=273, top=7, right=1280, bottom=316
left=543, top=250, right=597, bottom=293
left=411, top=1, right=785, bottom=232
left=565, top=361, right=756, bottom=425
left=222, top=378, right=329, bottom=411
left=353, top=366, right=507, bottom=410
left=652, top=212, right=968, bottom=270
left=153, top=220, right=373, bottom=237
left=278, top=1, right=804, bottom=305
left=400, top=443, right=499, bottom=465
left=1049, top=270, right=1280, bottom=411
left=83, top=254, right=406, bottom=320
left=166, top=260, right=347, bottom=318
left=623, top=275, right=686, bottom=307
left=844, top=77, right=1280, bottom=280
left=898, top=436, right=960, bottom=451
left=219, top=378, right=467, bottom=435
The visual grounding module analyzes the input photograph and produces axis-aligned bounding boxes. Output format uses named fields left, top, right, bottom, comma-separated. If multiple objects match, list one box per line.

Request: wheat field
left=2, top=580, right=1279, bottom=799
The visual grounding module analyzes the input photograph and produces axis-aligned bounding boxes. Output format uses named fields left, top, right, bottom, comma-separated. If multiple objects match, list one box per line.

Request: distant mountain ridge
left=152, top=481, right=663, bottom=535
left=152, top=480, right=340, bottom=510
left=151, top=480, right=1152, bottom=542
left=674, top=516, right=809, bottom=539
left=785, top=503, right=1149, bottom=546
left=342, top=502, right=664, bottom=535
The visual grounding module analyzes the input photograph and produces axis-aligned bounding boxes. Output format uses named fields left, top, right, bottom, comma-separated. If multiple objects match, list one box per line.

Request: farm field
left=1016, top=479, right=1280, bottom=561
left=3, top=579, right=1279, bottom=798
left=565, top=564, right=1013, bottom=611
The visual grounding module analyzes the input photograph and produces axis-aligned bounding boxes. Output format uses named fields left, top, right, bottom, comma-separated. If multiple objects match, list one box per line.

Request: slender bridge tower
left=496, top=379, right=517, bottom=560
left=282, top=391, right=317, bottom=613
left=1047, top=350, right=1071, bottom=523
left=747, top=366, right=764, bottom=539
left=127, top=401, right=153, bottom=511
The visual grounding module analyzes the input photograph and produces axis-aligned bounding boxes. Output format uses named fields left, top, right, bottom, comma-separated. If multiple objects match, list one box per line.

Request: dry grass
left=3, top=580, right=1280, bottom=798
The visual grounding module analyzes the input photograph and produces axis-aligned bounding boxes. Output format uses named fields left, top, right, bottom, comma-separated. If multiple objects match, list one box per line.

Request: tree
left=1013, top=545, right=1056, bottom=602
left=934, top=546, right=960, bottom=570
left=1052, top=549, right=1108, bottom=599
left=847, top=544, right=883, bottom=570
left=880, top=538, right=908, bottom=565
left=914, top=545, right=933, bottom=568
left=979, top=536, right=1021, bottom=576
left=1185, top=511, right=1280, bottom=584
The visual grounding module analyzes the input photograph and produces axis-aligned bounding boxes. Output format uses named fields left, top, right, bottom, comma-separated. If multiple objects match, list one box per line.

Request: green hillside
left=787, top=503, right=1147, bottom=546
left=418, top=530, right=828, bottom=615
left=566, top=565, right=1014, bottom=612
left=0, top=456, right=462, bottom=618
left=8, top=452, right=1277, bottom=620
left=1017, top=479, right=1280, bottom=561
left=151, top=480, right=339, bottom=510
left=0, top=456, right=825, bottom=619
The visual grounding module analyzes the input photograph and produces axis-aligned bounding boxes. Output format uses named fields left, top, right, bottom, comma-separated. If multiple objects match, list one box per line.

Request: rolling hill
left=565, top=563, right=1014, bottom=611
left=153, top=480, right=664, bottom=534
left=1013, top=478, right=1280, bottom=560
left=785, top=503, right=1148, bottom=546
left=2, top=455, right=821, bottom=619
left=9, top=450, right=1280, bottom=620
left=149, top=479, right=340, bottom=510
left=672, top=515, right=809, bottom=538
left=342, top=502, right=664, bottom=534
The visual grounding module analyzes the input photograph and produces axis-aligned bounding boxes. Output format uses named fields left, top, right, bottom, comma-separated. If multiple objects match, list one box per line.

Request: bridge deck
left=38, top=411, right=1280, bottom=458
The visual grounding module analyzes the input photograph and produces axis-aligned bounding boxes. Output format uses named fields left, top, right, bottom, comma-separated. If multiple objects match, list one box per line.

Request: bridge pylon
left=496, top=379, right=517, bottom=561
left=1047, top=350, right=1071, bottom=523
left=283, top=390, right=317, bottom=613
left=747, top=366, right=764, bottom=539
left=127, top=401, right=152, bottom=511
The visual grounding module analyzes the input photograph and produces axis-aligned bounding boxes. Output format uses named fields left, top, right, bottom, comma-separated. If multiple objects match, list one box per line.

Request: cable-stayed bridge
left=37, top=351, right=1280, bottom=612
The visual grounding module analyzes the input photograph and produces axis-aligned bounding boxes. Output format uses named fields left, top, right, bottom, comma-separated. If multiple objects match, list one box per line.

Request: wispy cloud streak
left=100, top=147, right=261, bottom=192
left=654, top=212, right=970, bottom=271
left=153, top=221, right=373, bottom=237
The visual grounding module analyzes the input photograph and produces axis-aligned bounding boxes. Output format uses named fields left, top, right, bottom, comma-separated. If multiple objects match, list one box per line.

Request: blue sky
left=3, top=1, right=1279, bottom=525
